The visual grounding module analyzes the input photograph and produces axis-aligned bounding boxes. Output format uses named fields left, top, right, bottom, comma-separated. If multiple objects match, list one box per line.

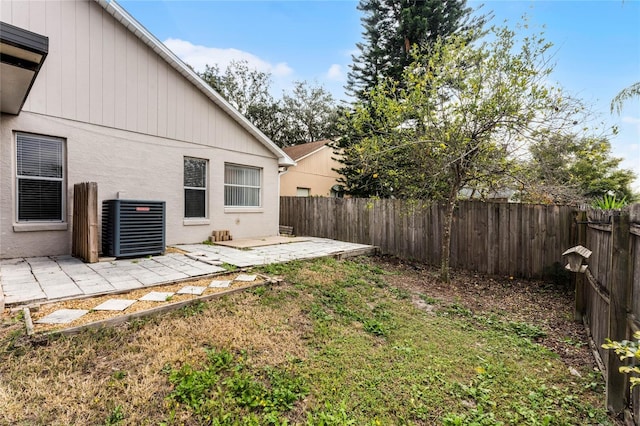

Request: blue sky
left=119, top=0, right=640, bottom=190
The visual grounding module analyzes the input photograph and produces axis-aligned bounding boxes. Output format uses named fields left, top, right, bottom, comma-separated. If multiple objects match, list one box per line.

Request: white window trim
left=15, top=133, right=66, bottom=224
left=183, top=218, right=211, bottom=226
left=13, top=222, right=68, bottom=232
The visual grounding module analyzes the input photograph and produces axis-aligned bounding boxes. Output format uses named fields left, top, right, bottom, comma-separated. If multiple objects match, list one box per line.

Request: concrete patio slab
left=1, top=237, right=376, bottom=307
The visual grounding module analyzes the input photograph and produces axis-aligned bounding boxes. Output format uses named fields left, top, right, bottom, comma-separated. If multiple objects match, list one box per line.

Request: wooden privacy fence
left=72, top=182, right=99, bottom=263
left=280, top=197, right=576, bottom=279
left=577, top=205, right=640, bottom=421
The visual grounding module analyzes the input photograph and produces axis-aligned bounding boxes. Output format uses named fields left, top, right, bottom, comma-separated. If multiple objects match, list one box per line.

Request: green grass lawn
left=0, top=257, right=611, bottom=425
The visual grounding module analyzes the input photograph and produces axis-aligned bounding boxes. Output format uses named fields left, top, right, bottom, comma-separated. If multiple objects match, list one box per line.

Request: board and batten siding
left=1, top=0, right=272, bottom=158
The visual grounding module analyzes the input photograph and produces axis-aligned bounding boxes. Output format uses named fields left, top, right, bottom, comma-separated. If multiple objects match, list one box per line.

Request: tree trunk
left=439, top=193, right=457, bottom=283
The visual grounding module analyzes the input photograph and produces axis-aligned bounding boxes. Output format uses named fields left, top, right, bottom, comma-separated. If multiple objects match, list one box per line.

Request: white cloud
left=326, top=64, right=344, bottom=81
left=163, top=38, right=293, bottom=77
left=622, top=115, right=640, bottom=135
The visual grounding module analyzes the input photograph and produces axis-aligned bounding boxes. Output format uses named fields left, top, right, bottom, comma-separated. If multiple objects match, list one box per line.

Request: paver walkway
left=35, top=275, right=257, bottom=325
left=1, top=237, right=375, bottom=306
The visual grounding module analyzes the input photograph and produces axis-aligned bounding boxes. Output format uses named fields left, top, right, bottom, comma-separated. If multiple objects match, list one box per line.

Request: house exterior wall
left=280, top=146, right=342, bottom=197
left=0, top=0, right=281, bottom=258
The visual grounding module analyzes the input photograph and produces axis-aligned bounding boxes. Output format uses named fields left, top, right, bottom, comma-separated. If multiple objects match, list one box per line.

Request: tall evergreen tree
left=346, top=0, right=484, bottom=100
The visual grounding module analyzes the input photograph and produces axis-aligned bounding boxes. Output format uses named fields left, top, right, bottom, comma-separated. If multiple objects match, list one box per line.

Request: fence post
left=606, top=210, right=631, bottom=415
left=574, top=210, right=587, bottom=322
left=72, top=182, right=99, bottom=263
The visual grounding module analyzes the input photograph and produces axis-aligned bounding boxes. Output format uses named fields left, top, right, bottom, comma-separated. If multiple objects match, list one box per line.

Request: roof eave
left=94, top=0, right=295, bottom=167
left=294, top=145, right=330, bottom=162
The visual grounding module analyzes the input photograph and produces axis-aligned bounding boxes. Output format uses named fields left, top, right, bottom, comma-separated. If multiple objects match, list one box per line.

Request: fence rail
left=280, top=197, right=576, bottom=279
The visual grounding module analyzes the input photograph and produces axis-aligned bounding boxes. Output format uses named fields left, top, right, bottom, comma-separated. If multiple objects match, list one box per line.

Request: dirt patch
left=376, top=256, right=595, bottom=373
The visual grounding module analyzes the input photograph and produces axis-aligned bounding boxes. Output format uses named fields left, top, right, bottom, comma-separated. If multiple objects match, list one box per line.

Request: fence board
left=71, top=182, right=99, bottom=263
left=575, top=205, right=640, bottom=421
left=280, top=197, right=575, bottom=279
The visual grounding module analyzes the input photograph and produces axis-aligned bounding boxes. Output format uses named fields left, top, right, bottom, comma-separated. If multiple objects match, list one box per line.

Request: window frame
left=224, top=163, right=262, bottom=208
left=15, top=132, right=65, bottom=223
left=183, top=156, right=208, bottom=219
left=296, top=187, right=311, bottom=197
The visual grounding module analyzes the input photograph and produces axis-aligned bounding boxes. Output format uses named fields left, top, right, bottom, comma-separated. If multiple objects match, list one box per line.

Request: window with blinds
left=16, top=133, right=65, bottom=222
left=184, top=157, right=207, bottom=218
left=224, top=164, right=261, bottom=207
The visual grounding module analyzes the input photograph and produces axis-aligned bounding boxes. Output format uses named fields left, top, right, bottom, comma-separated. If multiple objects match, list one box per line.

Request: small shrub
left=507, top=321, right=546, bottom=340
left=104, top=405, right=125, bottom=425
left=602, top=331, right=640, bottom=389
left=363, top=319, right=387, bottom=337
left=592, top=193, right=628, bottom=210
left=166, top=348, right=308, bottom=423
left=178, top=301, right=207, bottom=318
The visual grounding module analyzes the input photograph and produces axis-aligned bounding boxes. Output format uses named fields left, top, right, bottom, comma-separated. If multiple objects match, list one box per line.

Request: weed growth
left=166, top=348, right=308, bottom=424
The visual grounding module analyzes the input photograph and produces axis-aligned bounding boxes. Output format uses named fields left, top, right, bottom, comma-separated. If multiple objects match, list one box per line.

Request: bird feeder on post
left=562, top=245, right=592, bottom=273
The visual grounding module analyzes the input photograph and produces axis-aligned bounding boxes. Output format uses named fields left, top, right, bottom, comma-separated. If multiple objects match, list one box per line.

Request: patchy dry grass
left=0, top=257, right=613, bottom=425
left=26, top=273, right=262, bottom=334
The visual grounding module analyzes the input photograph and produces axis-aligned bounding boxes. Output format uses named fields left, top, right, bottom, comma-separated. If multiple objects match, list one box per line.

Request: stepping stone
left=176, top=286, right=206, bottom=295
left=139, top=291, right=175, bottom=302
left=93, top=299, right=137, bottom=311
left=36, top=309, right=88, bottom=324
left=209, top=280, right=231, bottom=288
left=234, top=274, right=257, bottom=282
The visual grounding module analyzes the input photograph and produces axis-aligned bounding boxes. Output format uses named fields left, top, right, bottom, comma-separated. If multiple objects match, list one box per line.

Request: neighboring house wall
left=280, top=145, right=342, bottom=197
left=0, top=0, right=287, bottom=258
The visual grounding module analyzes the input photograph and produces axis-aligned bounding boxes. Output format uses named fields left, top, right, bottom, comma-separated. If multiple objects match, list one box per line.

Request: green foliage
left=506, top=321, right=546, bottom=340
left=104, top=405, right=125, bottom=425
left=338, top=22, right=588, bottom=281
left=222, top=262, right=238, bottom=272
left=257, top=260, right=302, bottom=276
left=306, top=402, right=357, bottom=425
left=592, top=193, right=628, bottom=210
left=602, top=331, right=640, bottom=389
left=521, top=133, right=636, bottom=204
left=339, top=23, right=583, bottom=200
left=346, top=0, right=485, bottom=100
left=440, top=303, right=546, bottom=341
left=443, top=369, right=610, bottom=425
left=167, top=348, right=308, bottom=424
left=199, top=60, right=339, bottom=147
left=362, top=319, right=388, bottom=337
left=283, top=258, right=609, bottom=424
left=177, top=301, right=207, bottom=318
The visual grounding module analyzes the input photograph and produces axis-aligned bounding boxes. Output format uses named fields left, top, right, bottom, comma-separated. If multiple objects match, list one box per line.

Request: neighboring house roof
left=283, top=139, right=334, bottom=162
left=95, top=0, right=295, bottom=167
